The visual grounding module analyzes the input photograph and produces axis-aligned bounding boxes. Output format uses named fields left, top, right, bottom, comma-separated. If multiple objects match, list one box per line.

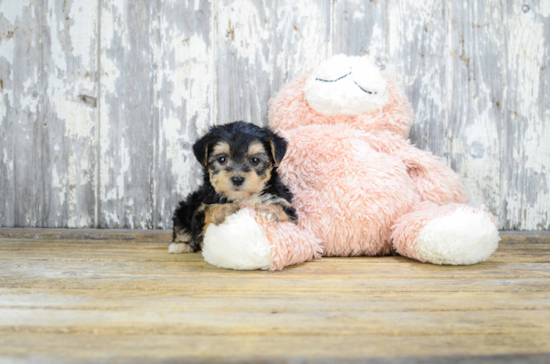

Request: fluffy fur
left=304, top=54, right=390, bottom=116
left=171, top=121, right=296, bottom=254
left=415, top=205, right=500, bottom=265
left=200, top=55, right=500, bottom=270
left=202, top=209, right=274, bottom=270
left=203, top=207, right=323, bottom=271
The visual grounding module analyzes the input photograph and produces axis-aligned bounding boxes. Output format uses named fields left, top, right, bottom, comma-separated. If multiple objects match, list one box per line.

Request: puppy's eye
left=250, top=157, right=260, bottom=166
left=218, top=156, right=227, bottom=164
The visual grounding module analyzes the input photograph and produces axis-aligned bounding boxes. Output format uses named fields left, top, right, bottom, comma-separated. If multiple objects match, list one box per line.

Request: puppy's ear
left=192, top=135, right=210, bottom=168
left=267, top=129, right=287, bottom=166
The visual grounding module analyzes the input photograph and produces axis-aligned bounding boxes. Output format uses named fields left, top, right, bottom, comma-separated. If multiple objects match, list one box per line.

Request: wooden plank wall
left=0, top=0, right=548, bottom=230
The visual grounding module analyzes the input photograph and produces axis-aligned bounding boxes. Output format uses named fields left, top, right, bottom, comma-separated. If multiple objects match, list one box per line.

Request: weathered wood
left=0, top=237, right=549, bottom=362
left=502, top=1, right=550, bottom=230
left=216, top=0, right=331, bottom=127
left=387, top=0, right=449, bottom=157
left=0, top=1, right=44, bottom=227
left=446, top=0, right=506, bottom=228
left=0, top=334, right=549, bottom=364
left=0, top=228, right=172, bottom=241
left=154, top=0, right=214, bottom=229
left=42, top=0, right=98, bottom=228
left=98, top=0, right=157, bottom=229
left=333, top=0, right=388, bottom=62
left=1, top=228, right=549, bottom=243
left=0, top=1, right=549, bottom=230
left=0, top=1, right=98, bottom=229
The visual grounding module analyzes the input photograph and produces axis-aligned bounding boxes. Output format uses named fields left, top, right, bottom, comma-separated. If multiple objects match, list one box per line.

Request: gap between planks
left=0, top=228, right=549, bottom=243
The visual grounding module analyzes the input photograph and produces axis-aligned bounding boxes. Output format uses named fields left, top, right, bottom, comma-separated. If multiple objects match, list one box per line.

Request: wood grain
left=0, top=236, right=549, bottom=362
left=0, top=1, right=44, bottom=227
left=388, top=0, right=449, bottom=159
left=153, top=0, right=214, bottom=230
left=98, top=0, right=157, bottom=229
left=502, top=1, right=550, bottom=230
left=0, top=1, right=98, bottom=228
left=216, top=0, right=330, bottom=127
left=446, top=0, right=506, bottom=227
left=1, top=1, right=549, bottom=230
left=42, top=0, right=98, bottom=228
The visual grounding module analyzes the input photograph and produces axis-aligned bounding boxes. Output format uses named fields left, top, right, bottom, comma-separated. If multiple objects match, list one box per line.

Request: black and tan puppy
left=169, top=121, right=296, bottom=254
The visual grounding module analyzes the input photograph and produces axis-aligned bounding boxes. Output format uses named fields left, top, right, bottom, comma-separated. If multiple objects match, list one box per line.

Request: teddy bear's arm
left=396, top=143, right=469, bottom=205
left=402, top=148, right=469, bottom=205
left=365, top=130, right=469, bottom=205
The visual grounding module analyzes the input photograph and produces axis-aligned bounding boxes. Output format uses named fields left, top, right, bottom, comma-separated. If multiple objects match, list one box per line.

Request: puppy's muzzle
left=230, top=176, right=245, bottom=186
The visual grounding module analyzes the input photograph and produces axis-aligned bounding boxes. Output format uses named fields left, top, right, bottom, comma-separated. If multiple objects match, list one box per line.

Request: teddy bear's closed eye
left=315, top=70, right=378, bottom=95
left=304, top=55, right=390, bottom=115
left=315, top=71, right=351, bottom=83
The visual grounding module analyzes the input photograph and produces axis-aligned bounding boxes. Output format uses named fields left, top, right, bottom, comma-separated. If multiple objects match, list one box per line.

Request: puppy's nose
left=230, top=176, right=245, bottom=186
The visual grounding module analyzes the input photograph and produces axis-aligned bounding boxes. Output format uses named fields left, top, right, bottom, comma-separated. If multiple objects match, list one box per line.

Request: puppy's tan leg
left=203, top=203, right=240, bottom=229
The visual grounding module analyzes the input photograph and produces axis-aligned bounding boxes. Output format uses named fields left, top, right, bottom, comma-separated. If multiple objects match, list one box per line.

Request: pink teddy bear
left=201, top=55, right=500, bottom=270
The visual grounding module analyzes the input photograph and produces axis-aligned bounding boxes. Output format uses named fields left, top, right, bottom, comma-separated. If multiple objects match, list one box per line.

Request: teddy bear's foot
left=202, top=209, right=274, bottom=270
left=202, top=208, right=323, bottom=271
left=392, top=203, right=500, bottom=265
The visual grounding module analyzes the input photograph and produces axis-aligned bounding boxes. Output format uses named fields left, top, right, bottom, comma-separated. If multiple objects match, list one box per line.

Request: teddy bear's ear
left=192, top=135, right=210, bottom=168
left=267, top=129, right=287, bottom=166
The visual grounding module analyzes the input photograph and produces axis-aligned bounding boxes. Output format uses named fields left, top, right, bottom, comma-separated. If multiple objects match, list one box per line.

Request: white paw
left=168, top=243, right=194, bottom=254
left=416, top=207, right=500, bottom=265
left=202, top=209, right=273, bottom=270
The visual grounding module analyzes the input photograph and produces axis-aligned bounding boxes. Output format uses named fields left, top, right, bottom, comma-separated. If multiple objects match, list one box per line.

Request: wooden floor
left=0, top=230, right=549, bottom=363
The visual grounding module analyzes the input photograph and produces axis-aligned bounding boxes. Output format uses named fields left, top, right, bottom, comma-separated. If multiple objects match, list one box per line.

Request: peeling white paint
left=68, top=1, right=96, bottom=67
left=217, top=0, right=271, bottom=74
left=274, top=0, right=329, bottom=79
left=505, top=4, right=548, bottom=229
left=2, top=148, right=13, bottom=171
left=540, top=1, right=550, bottom=17
left=99, top=0, right=122, bottom=94
left=20, top=78, right=39, bottom=114
left=0, top=1, right=24, bottom=25
left=0, top=93, right=6, bottom=124
left=1, top=0, right=548, bottom=230
left=55, top=98, right=94, bottom=138
left=353, top=9, right=364, bottom=20
left=507, top=11, right=544, bottom=118
left=99, top=102, right=112, bottom=201
left=161, top=31, right=210, bottom=193
left=168, top=35, right=209, bottom=109
left=52, top=164, right=65, bottom=206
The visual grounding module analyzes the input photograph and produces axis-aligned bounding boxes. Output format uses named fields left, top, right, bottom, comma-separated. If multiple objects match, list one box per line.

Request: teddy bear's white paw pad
left=168, top=243, right=194, bottom=254
left=416, top=208, right=500, bottom=265
left=202, top=209, right=273, bottom=270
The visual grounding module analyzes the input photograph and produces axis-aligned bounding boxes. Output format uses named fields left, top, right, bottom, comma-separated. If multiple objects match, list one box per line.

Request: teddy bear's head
left=269, top=54, right=413, bottom=137
left=304, top=54, right=390, bottom=116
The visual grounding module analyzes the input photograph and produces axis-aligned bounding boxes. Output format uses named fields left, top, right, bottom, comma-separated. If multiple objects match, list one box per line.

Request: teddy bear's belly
left=282, top=134, right=419, bottom=257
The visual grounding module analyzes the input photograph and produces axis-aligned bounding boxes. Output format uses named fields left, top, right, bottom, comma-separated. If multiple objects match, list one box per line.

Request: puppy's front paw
left=171, top=228, right=194, bottom=253
left=205, top=203, right=240, bottom=226
left=168, top=243, right=194, bottom=254
left=256, top=204, right=290, bottom=223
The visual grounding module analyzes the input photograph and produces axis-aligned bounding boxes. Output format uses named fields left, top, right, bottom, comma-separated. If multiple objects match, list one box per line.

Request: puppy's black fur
left=172, top=121, right=296, bottom=252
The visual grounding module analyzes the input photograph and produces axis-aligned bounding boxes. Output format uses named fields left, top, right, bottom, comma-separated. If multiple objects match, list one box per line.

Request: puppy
left=169, top=121, right=297, bottom=254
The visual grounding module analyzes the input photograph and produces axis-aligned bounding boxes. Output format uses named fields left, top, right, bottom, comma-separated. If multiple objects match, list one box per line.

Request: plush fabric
left=202, top=209, right=273, bottom=270
left=202, top=55, right=500, bottom=270
left=259, top=213, right=323, bottom=270
left=269, top=73, right=414, bottom=138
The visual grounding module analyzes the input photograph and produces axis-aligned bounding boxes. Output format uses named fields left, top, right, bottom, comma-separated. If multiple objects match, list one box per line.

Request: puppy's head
left=192, top=121, right=287, bottom=200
